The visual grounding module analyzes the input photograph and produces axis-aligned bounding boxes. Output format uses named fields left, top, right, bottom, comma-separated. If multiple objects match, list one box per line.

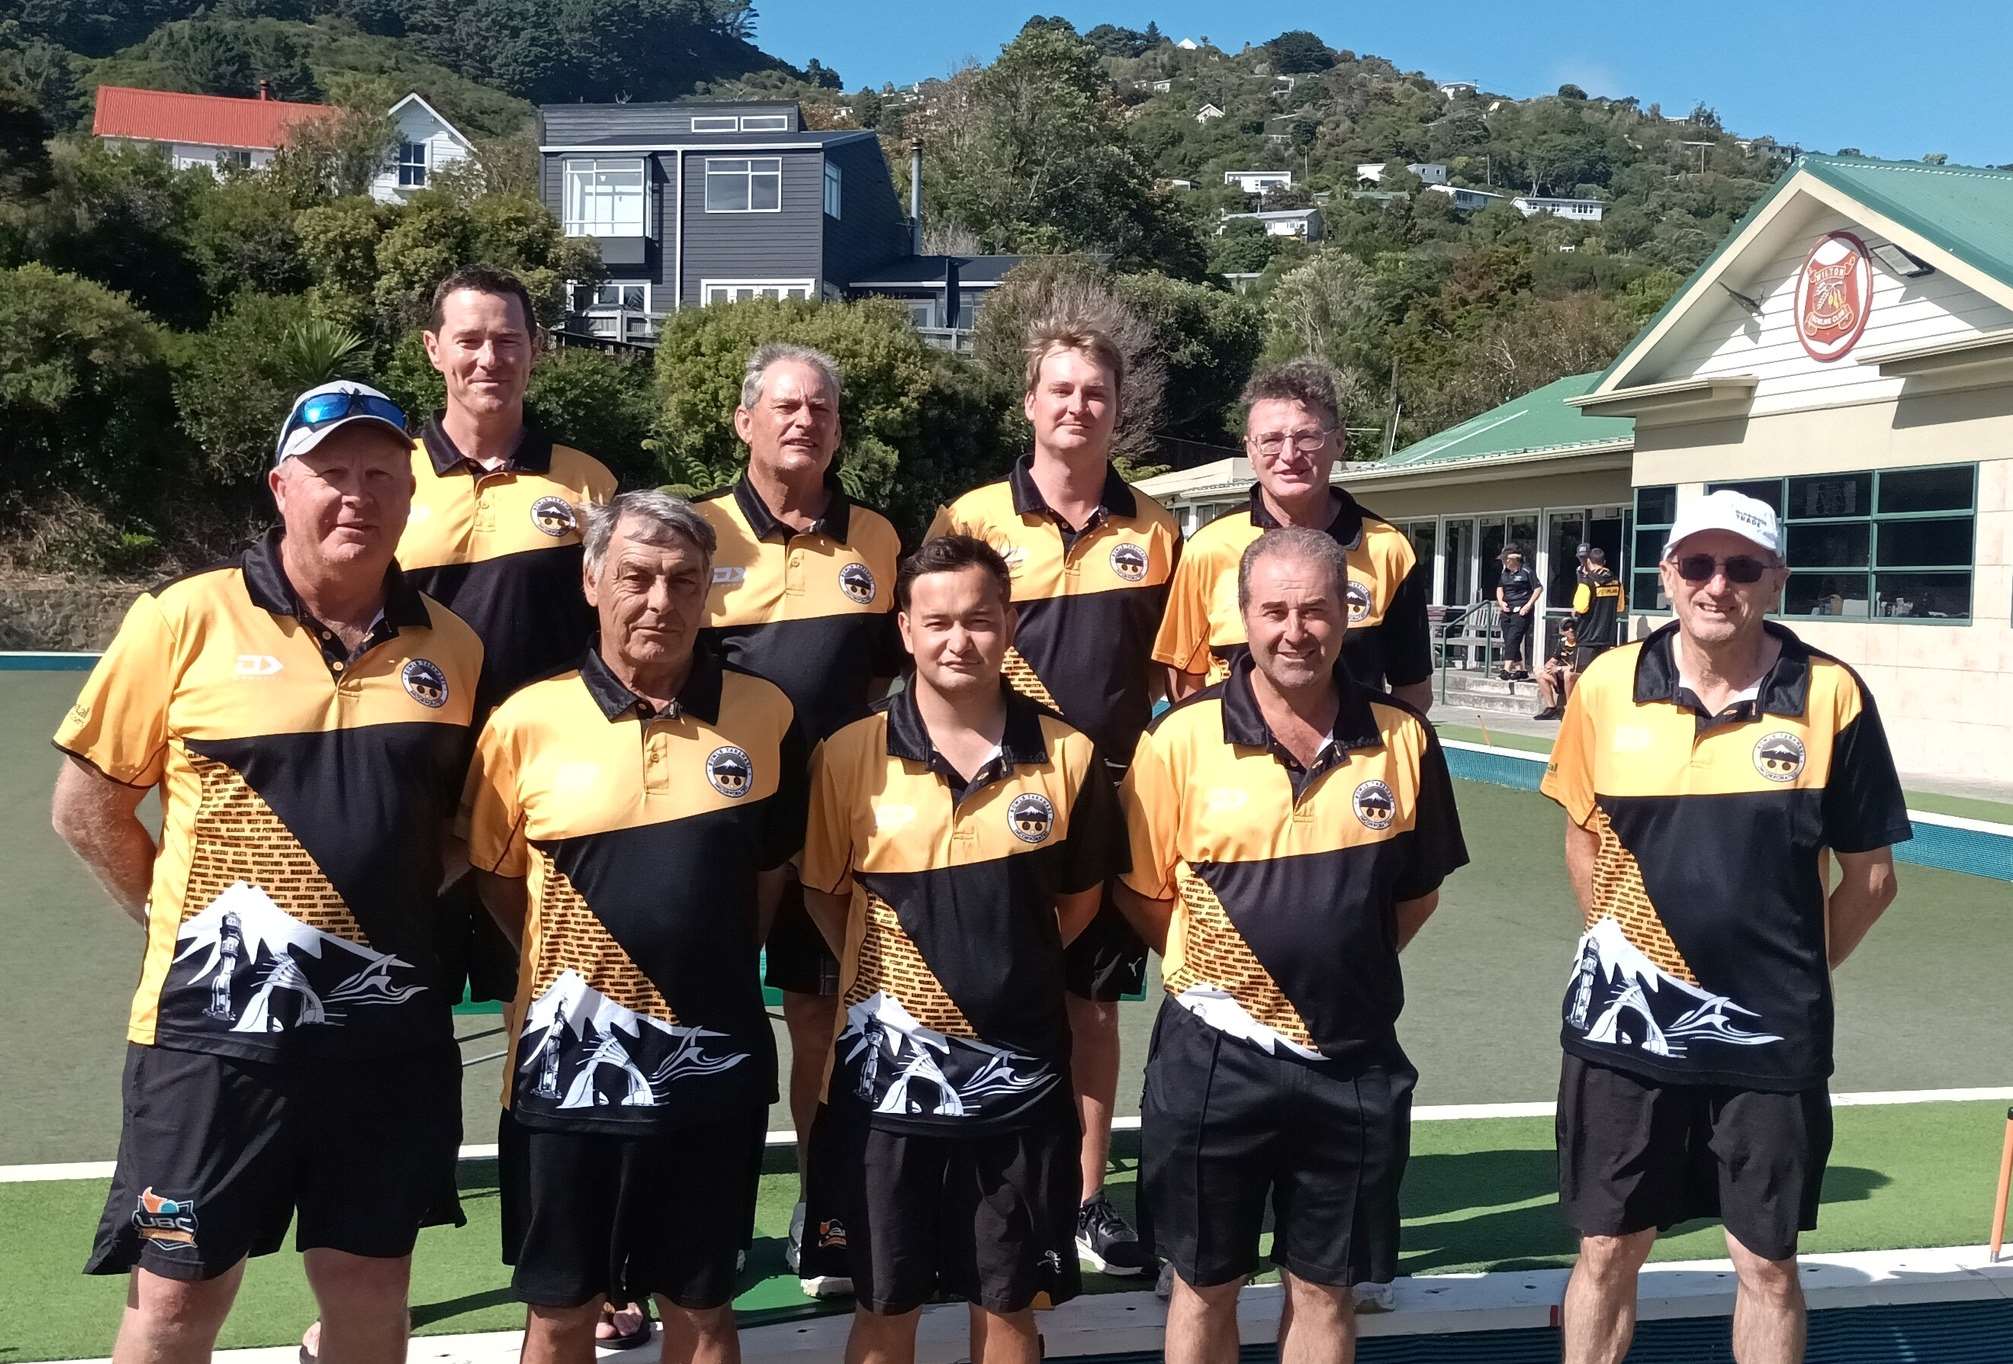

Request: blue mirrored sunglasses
left=283, top=390, right=408, bottom=440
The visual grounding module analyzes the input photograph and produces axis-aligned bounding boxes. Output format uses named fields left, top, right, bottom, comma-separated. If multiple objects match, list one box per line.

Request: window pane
left=1633, top=528, right=1666, bottom=567
left=1786, top=522, right=1869, bottom=568
left=707, top=173, right=750, bottom=211
left=1707, top=479, right=1783, bottom=513
left=743, top=115, right=788, bottom=131
left=1631, top=570, right=1669, bottom=613
left=1786, top=472, right=1870, bottom=519
left=711, top=159, right=749, bottom=173
left=1879, top=465, right=1973, bottom=513
left=1877, top=517, right=1972, bottom=567
left=1635, top=485, right=1677, bottom=526
left=752, top=169, right=781, bottom=210
left=1874, top=571, right=1971, bottom=619
left=1783, top=572, right=1870, bottom=617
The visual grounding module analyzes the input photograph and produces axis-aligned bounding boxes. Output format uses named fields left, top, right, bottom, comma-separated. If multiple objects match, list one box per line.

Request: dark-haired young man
left=1571, top=547, right=1626, bottom=673
left=801, top=535, right=1127, bottom=1364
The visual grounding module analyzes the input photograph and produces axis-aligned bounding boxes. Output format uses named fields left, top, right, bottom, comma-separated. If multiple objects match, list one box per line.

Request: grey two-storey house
left=540, top=99, right=1016, bottom=345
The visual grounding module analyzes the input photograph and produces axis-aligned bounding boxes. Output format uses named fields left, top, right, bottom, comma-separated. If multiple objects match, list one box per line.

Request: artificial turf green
left=7, top=1101, right=2009, bottom=1361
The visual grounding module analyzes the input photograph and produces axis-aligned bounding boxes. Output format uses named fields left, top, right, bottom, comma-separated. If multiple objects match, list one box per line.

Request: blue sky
left=750, top=1, right=2012, bottom=168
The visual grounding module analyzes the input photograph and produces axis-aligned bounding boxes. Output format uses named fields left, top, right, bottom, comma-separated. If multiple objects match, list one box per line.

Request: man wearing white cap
left=1540, top=490, right=1909, bottom=1364
left=51, top=383, right=483, bottom=1364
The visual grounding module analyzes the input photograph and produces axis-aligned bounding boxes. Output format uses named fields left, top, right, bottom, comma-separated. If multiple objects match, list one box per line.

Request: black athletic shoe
left=1496, top=668, right=1513, bottom=680
left=1533, top=706, right=1562, bottom=720
left=1075, top=1193, right=1152, bottom=1275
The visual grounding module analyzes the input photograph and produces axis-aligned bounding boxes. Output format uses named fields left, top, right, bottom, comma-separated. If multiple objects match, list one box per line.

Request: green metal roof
left=1384, top=371, right=1633, bottom=467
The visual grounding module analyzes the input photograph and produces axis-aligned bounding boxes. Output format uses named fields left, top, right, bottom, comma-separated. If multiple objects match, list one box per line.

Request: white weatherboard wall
left=370, top=100, right=470, bottom=202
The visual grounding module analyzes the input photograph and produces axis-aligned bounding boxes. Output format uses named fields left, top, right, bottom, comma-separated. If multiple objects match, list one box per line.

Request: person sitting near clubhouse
left=1534, top=625, right=1578, bottom=721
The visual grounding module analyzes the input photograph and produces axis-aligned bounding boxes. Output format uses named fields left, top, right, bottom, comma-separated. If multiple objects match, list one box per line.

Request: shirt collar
left=731, top=469, right=854, bottom=544
left=881, top=679, right=1052, bottom=771
left=241, top=526, right=430, bottom=629
left=1217, top=649, right=1381, bottom=753
left=420, top=413, right=554, bottom=476
left=1246, top=483, right=1365, bottom=549
left=1632, top=620, right=1812, bottom=719
left=578, top=640, right=725, bottom=724
left=1006, top=452, right=1138, bottom=524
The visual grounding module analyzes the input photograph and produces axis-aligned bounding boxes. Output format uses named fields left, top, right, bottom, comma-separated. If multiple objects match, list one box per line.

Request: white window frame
left=823, top=160, right=842, bottom=218
left=700, top=278, right=816, bottom=306
left=397, top=139, right=428, bottom=188
left=704, top=156, right=782, bottom=213
left=569, top=281, right=653, bottom=313
left=690, top=115, right=739, bottom=132
left=740, top=114, right=789, bottom=132
left=562, top=158, right=647, bottom=237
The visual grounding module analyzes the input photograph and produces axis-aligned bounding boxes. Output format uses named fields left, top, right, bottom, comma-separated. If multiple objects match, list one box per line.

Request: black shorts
left=1556, top=1052, right=1832, bottom=1262
left=1139, top=1000, right=1412, bottom=1289
left=798, top=1094, right=1082, bottom=1315
left=1500, top=610, right=1532, bottom=666
left=765, top=875, right=839, bottom=997
left=433, top=873, right=519, bottom=1004
left=1063, top=882, right=1146, bottom=1001
left=87, top=1043, right=463, bottom=1281
left=1573, top=643, right=1610, bottom=672
left=500, top=1106, right=765, bottom=1310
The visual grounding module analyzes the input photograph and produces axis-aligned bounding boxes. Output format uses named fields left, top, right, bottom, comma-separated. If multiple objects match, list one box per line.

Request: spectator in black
left=1570, top=547, right=1626, bottom=673
left=1494, top=544, right=1538, bottom=681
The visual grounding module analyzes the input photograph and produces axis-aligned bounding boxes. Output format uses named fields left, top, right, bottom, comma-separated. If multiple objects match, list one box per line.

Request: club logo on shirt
left=1754, top=732, right=1807, bottom=782
left=1007, top=792, right=1056, bottom=844
left=234, top=654, right=283, bottom=677
left=1352, top=779, right=1396, bottom=830
left=706, top=745, right=754, bottom=798
left=1108, top=541, right=1149, bottom=582
left=529, top=495, right=578, bottom=538
left=838, top=561, right=877, bottom=605
left=132, top=1187, right=198, bottom=1249
left=998, top=544, right=1028, bottom=574
left=1345, top=578, right=1373, bottom=624
left=401, top=658, right=449, bottom=709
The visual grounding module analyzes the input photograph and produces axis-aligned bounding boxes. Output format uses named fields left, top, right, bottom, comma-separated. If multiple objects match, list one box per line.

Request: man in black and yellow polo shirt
left=1154, top=360, right=1433, bottom=713
left=1119, top=526, right=1466, bottom=1361
left=397, top=265, right=618, bottom=1047
left=798, top=535, right=1126, bottom=1364
left=51, top=383, right=482, bottom=1364
left=1570, top=546, right=1626, bottom=672
left=1541, top=491, right=1907, bottom=1364
left=464, top=490, right=806, bottom=1363
left=928, top=316, right=1178, bottom=1275
left=694, top=344, right=903, bottom=1276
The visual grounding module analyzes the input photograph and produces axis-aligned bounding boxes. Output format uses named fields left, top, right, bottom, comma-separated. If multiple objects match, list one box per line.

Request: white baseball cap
left=1661, top=490, right=1781, bottom=560
left=273, top=382, right=411, bottom=466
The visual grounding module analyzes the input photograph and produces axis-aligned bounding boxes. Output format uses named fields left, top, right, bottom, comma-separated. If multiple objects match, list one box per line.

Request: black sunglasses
left=1673, top=553, right=1772, bottom=585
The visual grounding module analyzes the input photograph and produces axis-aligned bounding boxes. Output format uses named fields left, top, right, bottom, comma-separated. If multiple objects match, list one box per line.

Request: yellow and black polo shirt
left=465, top=645, right=806, bottom=1134
left=398, top=417, right=617, bottom=713
left=1541, top=621, right=1910, bottom=1090
left=1152, top=486, right=1431, bottom=694
left=927, top=455, right=1180, bottom=763
left=53, top=528, right=483, bottom=1064
left=1120, top=653, right=1467, bottom=1064
left=802, top=685, right=1127, bottom=1135
left=1571, top=567, right=1626, bottom=649
left=695, top=473, right=905, bottom=742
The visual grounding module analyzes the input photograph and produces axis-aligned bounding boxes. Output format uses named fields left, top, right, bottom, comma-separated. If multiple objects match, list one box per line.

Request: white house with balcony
left=1512, top=194, right=1606, bottom=222
left=1427, top=183, right=1508, bottom=212
left=1357, top=161, right=1449, bottom=185
left=1224, top=169, right=1293, bottom=195
left=1221, top=207, right=1323, bottom=240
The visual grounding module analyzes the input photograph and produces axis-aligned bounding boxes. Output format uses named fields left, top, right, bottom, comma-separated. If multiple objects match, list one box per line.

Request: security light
left=1868, top=241, right=1934, bottom=277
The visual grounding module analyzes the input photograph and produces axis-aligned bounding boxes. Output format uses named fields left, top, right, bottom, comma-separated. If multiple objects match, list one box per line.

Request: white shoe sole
left=1075, top=1233, right=1149, bottom=1277
left=799, top=1275, right=855, bottom=1299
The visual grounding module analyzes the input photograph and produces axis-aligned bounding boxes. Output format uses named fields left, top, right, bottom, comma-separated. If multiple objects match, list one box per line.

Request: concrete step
left=1439, top=670, right=1546, bottom=714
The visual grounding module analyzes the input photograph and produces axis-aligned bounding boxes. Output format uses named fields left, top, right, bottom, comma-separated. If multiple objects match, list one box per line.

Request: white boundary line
left=8, top=1088, right=2010, bottom=1185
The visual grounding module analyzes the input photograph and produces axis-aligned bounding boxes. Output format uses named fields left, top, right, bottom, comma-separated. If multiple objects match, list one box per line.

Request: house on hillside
left=1150, top=78, right=1173, bottom=94
left=1221, top=207, right=1322, bottom=241
left=1426, top=183, right=1506, bottom=211
left=1175, top=37, right=1201, bottom=50
left=1438, top=81, right=1478, bottom=98
left=536, top=99, right=1017, bottom=347
left=1196, top=103, right=1224, bottom=123
left=1513, top=194, right=1604, bottom=222
left=1223, top=169, right=1292, bottom=194
left=1357, top=161, right=1448, bottom=185
left=91, top=84, right=474, bottom=202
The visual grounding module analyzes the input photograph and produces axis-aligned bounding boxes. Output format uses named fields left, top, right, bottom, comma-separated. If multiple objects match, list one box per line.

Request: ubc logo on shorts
left=838, top=562, right=877, bottom=605
left=132, top=1187, right=198, bottom=1249
left=1754, top=732, right=1806, bottom=782
left=1345, top=579, right=1373, bottom=624
left=402, top=658, right=449, bottom=708
left=706, top=745, right=754, bottom=798
left=530, top=496, right=578, bottom=538
left=1352, top=779, right=1396, bottom=830
left=1108, top=541, right=1148, bottom=582
left=1007, top=792, right=1056, bottom=844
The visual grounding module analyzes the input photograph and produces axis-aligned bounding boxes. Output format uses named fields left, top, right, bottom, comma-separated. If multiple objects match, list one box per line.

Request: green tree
left=185, top=174, right=307, bottom=301
left=0, top=263, right=181, bottom=514
left=172, top=290, right=326, bottom=484
left=1557, top=83, right=1588, bottom=100
left=370, top=188, right=599, bottom=330
left=265, top=87, right=398, bottom=204
left=37, top=139, right=208, bottom=327
left=650, top=297, right=1012, bottom=539
left=294, top=193, right=390, bottom=331
left=141, top=19, right=319, bottom=101
left=1112, top=272, right=1263, bottom=443
left=1264, top=30, right=1333, bottom=74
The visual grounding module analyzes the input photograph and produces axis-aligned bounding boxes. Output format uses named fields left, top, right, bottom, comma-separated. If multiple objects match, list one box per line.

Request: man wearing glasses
left=1542, top=490, right=1908, bottom=1364
left=1154, top=360, right=1433, bottom=715
left=52, top=383, right=482, bottom=1364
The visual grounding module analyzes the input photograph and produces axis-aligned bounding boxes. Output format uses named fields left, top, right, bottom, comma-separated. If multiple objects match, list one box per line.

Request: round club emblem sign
left=1006, top=792, right=1056, bottom=844
left=1352, top=779, right=1395, bottom=830
left=1753, top=731, right=1807, bottom=783
left=706, top=745, right=754, bottom=798
left=530, top=495, right=578, bottom=538
left=401, top=658, right=448, bottom=708
left=1108, top=542, right=1148, bottom=583
left=1794, top=231, right=1874, bottom=363
left=1345, top=579, right=1372, bottom=625
left=838, top=562, right=877, bottom=605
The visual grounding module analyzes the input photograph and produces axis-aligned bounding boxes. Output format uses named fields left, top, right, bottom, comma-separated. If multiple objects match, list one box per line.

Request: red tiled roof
left=91, top=85, right=334, bottom=152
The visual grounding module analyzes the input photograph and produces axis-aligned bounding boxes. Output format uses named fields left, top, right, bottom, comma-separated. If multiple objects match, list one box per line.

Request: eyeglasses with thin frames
left=1249, top=429, right=1334, bottom=457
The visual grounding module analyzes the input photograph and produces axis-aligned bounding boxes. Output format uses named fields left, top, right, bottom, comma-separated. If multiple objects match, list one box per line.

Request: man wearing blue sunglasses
left=53, top=381, right=484, bottom=1364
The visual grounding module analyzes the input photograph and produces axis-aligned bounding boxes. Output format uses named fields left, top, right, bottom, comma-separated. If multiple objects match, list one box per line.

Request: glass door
left=1442, top=517, right=1476, bottom=606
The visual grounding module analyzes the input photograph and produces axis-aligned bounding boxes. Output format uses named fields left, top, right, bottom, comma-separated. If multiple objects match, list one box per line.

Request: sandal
left=596, top=1301, right=653, bottom=1350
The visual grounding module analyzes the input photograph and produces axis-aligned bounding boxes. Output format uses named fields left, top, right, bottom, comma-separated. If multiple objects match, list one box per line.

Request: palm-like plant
left=275, top=317, right=370, bottom=389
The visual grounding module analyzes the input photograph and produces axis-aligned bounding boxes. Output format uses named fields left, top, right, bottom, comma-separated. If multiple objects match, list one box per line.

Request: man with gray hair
left=1118, top=526, right=1467, bottom=1363
left=693, top=343, right=903, bottom=1287
left=464, top=489, right=808, bottom=1364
